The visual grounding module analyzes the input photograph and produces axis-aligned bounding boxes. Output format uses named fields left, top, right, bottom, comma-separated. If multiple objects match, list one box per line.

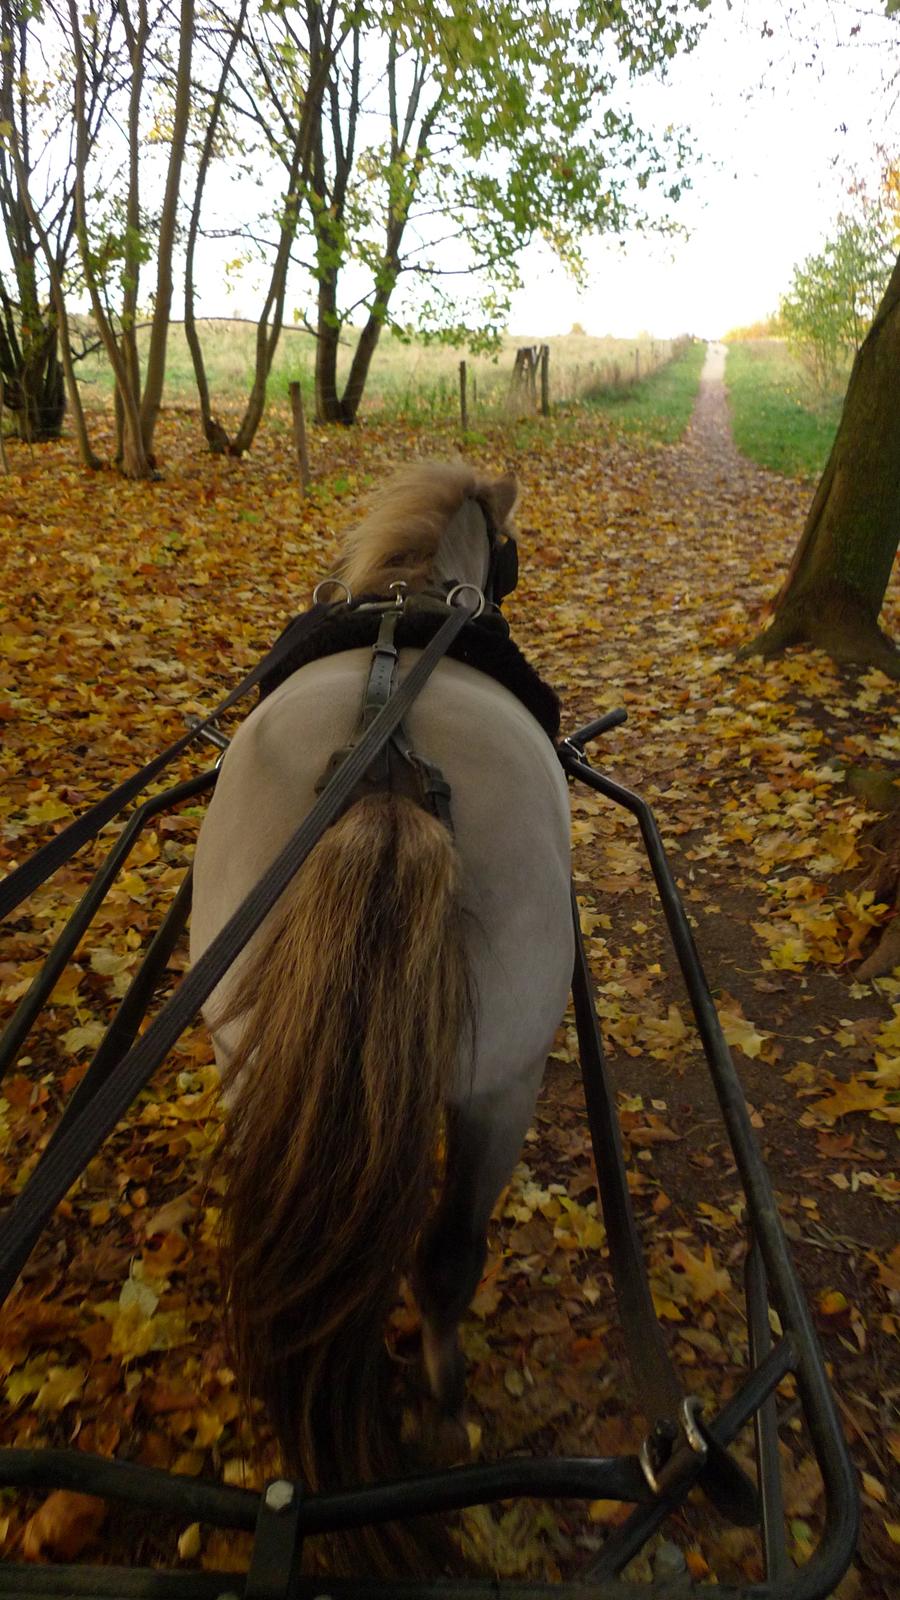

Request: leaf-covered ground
left=0, top=360, right=897, bottom=1591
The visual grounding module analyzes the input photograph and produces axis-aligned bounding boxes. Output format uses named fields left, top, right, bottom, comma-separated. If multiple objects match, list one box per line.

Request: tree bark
left=184, top=0, right=247, bottom=455
left=117, top=0, right=148, bottom=412
left=314, top=271, right=344, bottom=423
left=5, top=128, right=99, bottom=468
left=140, top=0, right=194, bottom=455
left=69, top=1, right=147, bottom=474
left=742, top=251, right=900, bottom=676
left=310, top=48, right=441, bottom=426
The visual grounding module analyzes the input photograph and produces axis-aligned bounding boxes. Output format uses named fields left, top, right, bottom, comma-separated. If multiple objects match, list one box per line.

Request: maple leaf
left=719, top=1003, right=769, bottom=1059
left=810, top=1075, right=900, bottom=1123
left=671, top=1240, right=731, bottom=1301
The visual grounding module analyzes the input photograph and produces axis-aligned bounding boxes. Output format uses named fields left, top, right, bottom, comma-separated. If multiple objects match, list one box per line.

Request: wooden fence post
left=289, top=381, right=311, bottom=495
left=459, top=359, right=468, bottom=433
left=540, top=344, right=550, bottom=416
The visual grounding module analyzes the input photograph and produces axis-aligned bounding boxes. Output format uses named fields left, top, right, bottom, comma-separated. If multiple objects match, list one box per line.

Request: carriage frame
left=0, top=663, right=859, bottom=1600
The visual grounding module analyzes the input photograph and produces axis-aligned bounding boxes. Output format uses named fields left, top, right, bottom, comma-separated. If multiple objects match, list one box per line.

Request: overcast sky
left=200, top=1, right=898, bottom=342
left=506, top=1, right=899, bottom=339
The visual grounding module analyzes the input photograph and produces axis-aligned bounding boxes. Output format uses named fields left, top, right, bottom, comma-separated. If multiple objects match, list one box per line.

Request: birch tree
left=68, top=0, right=194, bottom=478
left=301, top=0, right=703, bottom=424
left=0, top=0, right=117, bottom=459
left=183, top=0, right=345, bottom=456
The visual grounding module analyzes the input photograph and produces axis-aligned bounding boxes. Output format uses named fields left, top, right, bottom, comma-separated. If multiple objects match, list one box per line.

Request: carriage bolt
left=264, top=1478, right=295, bottom=1512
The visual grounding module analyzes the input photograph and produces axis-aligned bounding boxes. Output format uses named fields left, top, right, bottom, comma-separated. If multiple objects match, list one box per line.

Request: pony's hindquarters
left=212, top=788, right=469, bottom=1498
left=190, top=650, right=574, bottom=1522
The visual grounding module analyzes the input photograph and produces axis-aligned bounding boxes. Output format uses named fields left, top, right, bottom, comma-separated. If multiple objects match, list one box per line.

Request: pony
left=189, top=461, right=573, bottom=1527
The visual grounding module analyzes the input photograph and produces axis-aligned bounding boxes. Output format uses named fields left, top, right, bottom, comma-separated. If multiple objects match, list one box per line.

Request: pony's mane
left=334, top=461, right=517, bottom=596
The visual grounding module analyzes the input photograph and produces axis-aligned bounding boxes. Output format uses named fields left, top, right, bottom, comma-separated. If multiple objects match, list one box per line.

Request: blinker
left=490, top=534, right=519, bottom=603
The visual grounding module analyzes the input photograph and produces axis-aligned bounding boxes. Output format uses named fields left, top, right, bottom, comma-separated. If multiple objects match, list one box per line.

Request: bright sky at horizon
left=506, top=1, right=899, bottom=341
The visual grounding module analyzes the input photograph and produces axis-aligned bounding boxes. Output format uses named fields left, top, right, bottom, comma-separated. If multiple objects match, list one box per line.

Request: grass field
left=74, top=320, right=692, bottom=427
left=724, top=339, right=846, bottom=478
left=583, top=334, right=705, bottom=442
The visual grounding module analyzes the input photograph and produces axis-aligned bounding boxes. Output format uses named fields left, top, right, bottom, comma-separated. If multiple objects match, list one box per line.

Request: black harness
left=314, top=604, right=455, bottom=829
left=286, top=526, right=547, bottom=834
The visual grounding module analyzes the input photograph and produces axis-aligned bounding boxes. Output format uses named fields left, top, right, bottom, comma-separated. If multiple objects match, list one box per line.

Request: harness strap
left=316, top=607, right=455, bottom=830
left=0, top=600, right=476, bottom=1305
left=0, top=602, right=338, bottom=923
left=363, top=609, right=401, bottom=786
left=570, top=888, right=759, bottom=1526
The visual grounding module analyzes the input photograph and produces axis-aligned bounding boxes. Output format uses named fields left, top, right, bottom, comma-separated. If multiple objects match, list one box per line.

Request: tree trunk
left=140, top=0, right=193, bottom=455
left=314, top=279, right=344, bottom=423
left=0, top=319, right=65, bottom=441
left=339, top=303, right=387, bottom=424
left=69, top=0, right=150, bottom=477
left=743, top=251, right=900, bottom=677
left=184, top=0, right=246, bottom=455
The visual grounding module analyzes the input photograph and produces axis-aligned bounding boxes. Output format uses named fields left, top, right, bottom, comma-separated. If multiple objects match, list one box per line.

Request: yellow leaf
left=770, top=936, right=809, bottom=971
left=178, top=1523, right=202, bottom=1560
left=861, top=1472, right=886, bottom=1504
left=816, top=1290, right=849, bottom=1316
left=35, top=1364, right=86, bottom=1412
left=25, top=796, right=73, bottom=824
left=719, top=1005, right=768, bottom=1059
left=671, top=1240, right=731, bottom=1301
left=62, top=1020, right=106, bottom=1056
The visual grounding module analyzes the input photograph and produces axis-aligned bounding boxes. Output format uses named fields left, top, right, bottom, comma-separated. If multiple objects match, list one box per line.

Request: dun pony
left=191, top=460, right=574, bottom=1570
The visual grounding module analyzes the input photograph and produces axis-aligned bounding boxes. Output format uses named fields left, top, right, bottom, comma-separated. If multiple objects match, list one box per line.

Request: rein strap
left=0, top=603, right=338, bottom=923
left=0, top=601, right=476, bottom=1303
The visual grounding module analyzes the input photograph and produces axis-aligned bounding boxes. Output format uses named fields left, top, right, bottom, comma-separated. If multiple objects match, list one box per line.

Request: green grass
left=582, top=336, right=706, bottom=443
left=725, top=340, right=845, bottom=477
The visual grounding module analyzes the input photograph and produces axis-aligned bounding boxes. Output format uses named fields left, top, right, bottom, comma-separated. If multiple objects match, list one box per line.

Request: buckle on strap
left=639, top=1398, right=760, bottom=1525
left=639, top=1396, right=707, bottom=1497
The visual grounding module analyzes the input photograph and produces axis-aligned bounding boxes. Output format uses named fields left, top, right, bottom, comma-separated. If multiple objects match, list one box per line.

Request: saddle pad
left=258, top=607, right=562, bottom=741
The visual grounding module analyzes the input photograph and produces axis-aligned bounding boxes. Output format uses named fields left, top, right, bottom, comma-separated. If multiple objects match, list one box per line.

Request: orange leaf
left=22, top=1492, right=105, bottom=1562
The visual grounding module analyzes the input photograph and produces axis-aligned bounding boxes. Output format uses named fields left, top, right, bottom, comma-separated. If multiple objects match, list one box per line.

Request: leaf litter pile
left=0, top=382, right=897, bottom=1593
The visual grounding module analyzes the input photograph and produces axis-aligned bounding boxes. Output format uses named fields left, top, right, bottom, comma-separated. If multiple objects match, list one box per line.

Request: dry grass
left=72, top=319, right=685, bottom=421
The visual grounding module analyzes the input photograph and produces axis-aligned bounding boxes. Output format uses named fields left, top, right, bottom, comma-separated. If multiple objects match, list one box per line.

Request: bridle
left=485, top=524, right=519, bottom=607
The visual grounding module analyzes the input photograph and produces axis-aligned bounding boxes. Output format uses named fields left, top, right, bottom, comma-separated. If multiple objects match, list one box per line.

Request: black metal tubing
left=746, top=1234, right=789, bottom=1580
left=559, top=743, right=859, bottom=1598
left=583, top=1341, right=796, bottom=1581
left=0, top=1450, right=651, bottom=1534
left=0, top=1573, right=805, bottom=1600
left=42, top=865, right=196, bottom=1162
left=0, top=768, right=216, bottom=1084
left=0, top=718, right=859, bottom=1598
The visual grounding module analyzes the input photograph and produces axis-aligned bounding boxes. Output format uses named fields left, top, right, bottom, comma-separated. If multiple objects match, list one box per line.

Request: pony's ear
left=480, top=472, right=518, bottom=530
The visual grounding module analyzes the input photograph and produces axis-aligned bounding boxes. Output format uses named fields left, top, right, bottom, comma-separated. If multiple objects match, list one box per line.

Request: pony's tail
left=217, top=792, right=470, bottom=1514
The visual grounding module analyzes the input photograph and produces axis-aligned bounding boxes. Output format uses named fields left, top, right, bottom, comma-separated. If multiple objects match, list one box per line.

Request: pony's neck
left=431, top=499, right=490, bottom=592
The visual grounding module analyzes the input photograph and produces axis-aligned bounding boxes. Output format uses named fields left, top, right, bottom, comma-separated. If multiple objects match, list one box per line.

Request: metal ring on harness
left=312, top=577, right=352, bottom=606
left=446, top=582, right=485, bottom=617
left=638, top=1396, right=708, bottom=1496
left=388, top=580, right=408, bottom=607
